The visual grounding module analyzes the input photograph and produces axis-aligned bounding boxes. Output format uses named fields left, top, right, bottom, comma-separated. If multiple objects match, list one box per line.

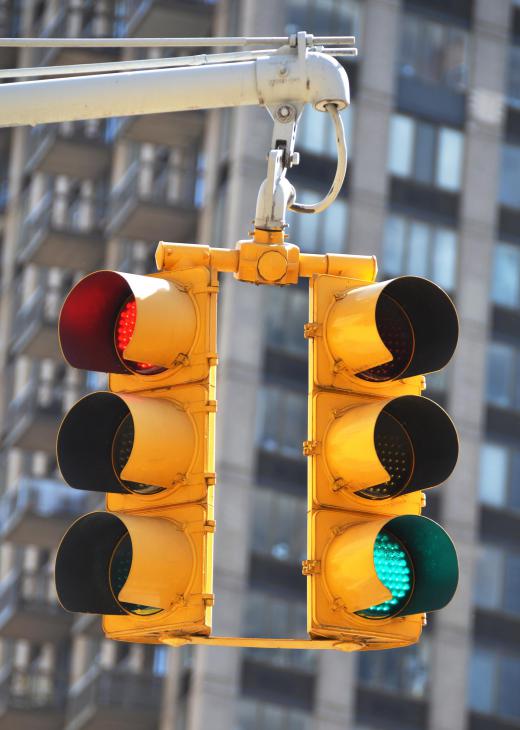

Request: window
left=468, top=646, right=520, bottom=720
left=474, top=544, right=520, bottom=616
left=485, top=341, right=520, bottom=410
left=499, top=143, right=520, bottom=209
left=382, top=214, right=457, bottom=290
left=507, top=45, right=520, bottom=109
left=256, top=385, right=307, bottom=459
left=399, top=13, right=468, bottom=91
left=286, top=0, right=360, bottom=38
left=358, top=640, right=430, bottom=698
left=265, top=286, right=308, bottom=357
left=237, top=698, right=312, bottom=730
left=479, top=442, right=520, bottom=511
left=491, top=242, right=520, bottom=309
left=242, top=592, right=317, bottom=672
left=251, top=488, right=306, bottom=564
left=297, top=102, right=355, bottom=158
left=388, top=114, right=464, bottom=191
left=287, top=191, right=348, bottom=254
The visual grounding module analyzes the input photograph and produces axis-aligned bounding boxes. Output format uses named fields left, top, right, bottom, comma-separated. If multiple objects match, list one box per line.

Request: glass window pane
left=388, top=115, right=414, bottom=177
left=479, top=443, right=508, bottom=507
left=486, top=342, right=515, bottom=407
left=252, top=490, right=270, bottom=554
left=510, top=450, right=520, bottom=510
left=508, top=45, right=520, bottom=110
left=468, top=648, right=495, bottom=713
left=504, top=553, right=520, bottom=615
left=432, top=228, right=457, bottom=290
left=492, top=243, right=520, bottom=308
left=437, top=127, right=463, bottom=190
left=414, top=122, right=436, bottom=184
left=407, top=221, right=430, bottom=276
left=498, top=655, right=520, bottom=719
left=499, top=143, right=520, bottom=208
left=382, top=215, right=406, bottom=275
left=323, top=198, right=348, bottom=253
left=474, top=545, right=502, bottom=609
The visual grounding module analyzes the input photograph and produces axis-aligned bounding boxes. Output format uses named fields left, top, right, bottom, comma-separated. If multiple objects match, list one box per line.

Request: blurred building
left=0, top=1, right=518, bottom=729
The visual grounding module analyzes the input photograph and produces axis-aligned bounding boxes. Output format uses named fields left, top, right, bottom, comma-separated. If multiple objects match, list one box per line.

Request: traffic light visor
left=327, top=276, right=458, bottom=381
left=57, top=392, right=196, bottom=495
left=55, top=511, right=194, bottom=615
left=326, top=395, right=459, bottom=498
left=59, top=270, right=197, bottom=374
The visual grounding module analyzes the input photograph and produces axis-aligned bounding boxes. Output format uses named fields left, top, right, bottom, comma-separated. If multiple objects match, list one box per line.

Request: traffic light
left=54, top=267, right=217, bottom=642
left=305, top=273, right=459, bottom=649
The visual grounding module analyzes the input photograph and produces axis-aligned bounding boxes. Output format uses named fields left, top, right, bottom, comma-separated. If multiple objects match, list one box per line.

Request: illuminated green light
left=356, top=530, right=413, bottom=619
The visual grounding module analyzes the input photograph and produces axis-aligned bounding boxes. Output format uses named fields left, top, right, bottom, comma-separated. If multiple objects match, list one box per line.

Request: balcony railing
left=0, top=567, right=72, bottom=643
left=66, top=668, right=162, bottom=730
left=17, top=192, right=105, bottom=271
left=26, top=121, right=111, bottom=179
left=5, top=378, right=64, bottom=453
left=107, top=161, right=198, bottom=241
left=0, top=665, right=66, bottom=713
left=120, top=0, right=215, bottom=38
left=10, top=283, right=62, bottom=360
left=0, top=477, right=91, bottom=548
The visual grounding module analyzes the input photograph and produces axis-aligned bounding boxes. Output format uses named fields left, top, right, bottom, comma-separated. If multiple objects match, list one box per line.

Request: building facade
left=0, top=1, right=519, bottom=729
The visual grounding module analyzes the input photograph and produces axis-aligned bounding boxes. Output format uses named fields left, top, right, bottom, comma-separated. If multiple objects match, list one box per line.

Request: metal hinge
left=304, top=322, right=321, bottom=339
left=303, top=440, right=320, bottom=456
left=302, top=559, right=321, bottom=575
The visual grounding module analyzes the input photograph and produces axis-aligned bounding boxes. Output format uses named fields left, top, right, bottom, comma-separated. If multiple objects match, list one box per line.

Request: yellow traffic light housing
left=55, top=264, right=217, bottom=642
left=305, top=272, right=459, bottom=649
left=53, top=238, right=459, bottom=653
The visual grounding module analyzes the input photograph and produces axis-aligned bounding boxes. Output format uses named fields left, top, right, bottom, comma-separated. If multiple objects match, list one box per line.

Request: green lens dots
left=356, top=530, right=413, bottom=619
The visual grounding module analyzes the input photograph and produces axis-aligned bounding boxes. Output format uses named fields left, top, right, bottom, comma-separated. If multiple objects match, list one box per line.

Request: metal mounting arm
left=0, top=32, right=353, bottom=234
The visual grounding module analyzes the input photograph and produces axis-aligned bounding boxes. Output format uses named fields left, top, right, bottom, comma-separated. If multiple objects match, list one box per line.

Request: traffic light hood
left=326, top=394, right=459, bottom=498
left=59, top=270, right=197, bottom=374
left=55, top=511, right=194, bottom=615
left=57, top=392, right=196, bottom=494
left=326, top=276, right=458, bottom=381
left=324, top=514, right=458, bottom=617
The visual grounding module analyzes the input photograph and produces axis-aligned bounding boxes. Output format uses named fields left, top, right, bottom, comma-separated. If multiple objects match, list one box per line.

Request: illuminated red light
left=116, top=299, right=154, bottom=372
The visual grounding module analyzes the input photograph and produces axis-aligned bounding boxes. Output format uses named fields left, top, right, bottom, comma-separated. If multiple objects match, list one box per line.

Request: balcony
left=0, top=569, right=72, bottom=642
left=116, top=110, right=205, bottom=148
left=4, top=380, right=63, bottom=453
left=65, top=668, right=162, bottom=730
left=123, top=0, right=214, bottom=38
left=0, top=666, right=66, bottom=730
left=107, top=163, right=197, bottom=242
left=71, top=614, right=103, bottom=639
left=34, top=3, right=114, bottom=68
left=10, top=285, right=61, bottom=361
left=0, top=2, right=20, bottom=68
left=25, top=122, right=111, bottom=180
left=17, top=194, right=104, bottom=272
left=0, top=477, right=91, bottom=549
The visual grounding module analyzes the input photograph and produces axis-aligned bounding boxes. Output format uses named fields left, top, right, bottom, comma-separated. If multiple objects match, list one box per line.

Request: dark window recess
left=256, top=450, right=306, bottom=496
left=340, top=59, right=358, bottom=94
left=291, top=156, right=351, bottom=198
left=470, top=714, right=520, bottom=730
left=514, top=7, right=520, bottom=41
left=473, top=610, right=520, bottom=651
left=486, top=407, right=520, bottom=444
left=505, top=108, right=520, bottom=144
left=249, top=554, right=306, bottom=600
left=499, top=207, right=520, bottom=243
left=404, top=0, right=473, bottom=26
left=480, top=506, right=520, bottom=548
left=263, top=349, right=307, bottom=390
left=397, top=77, right=466, bottom=128
left=390, top=177, right=459, bottom=223
left=356, top=687, right=428, bottom=730
left=178, top=670, right=191, bottom=700
left=241, top=660, right=315, bottom=711
left=492, top=307, right=520, bottom=340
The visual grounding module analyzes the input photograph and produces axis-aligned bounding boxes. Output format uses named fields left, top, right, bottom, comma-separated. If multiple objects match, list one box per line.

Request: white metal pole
left=0, top=61, right=260, bottom=127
